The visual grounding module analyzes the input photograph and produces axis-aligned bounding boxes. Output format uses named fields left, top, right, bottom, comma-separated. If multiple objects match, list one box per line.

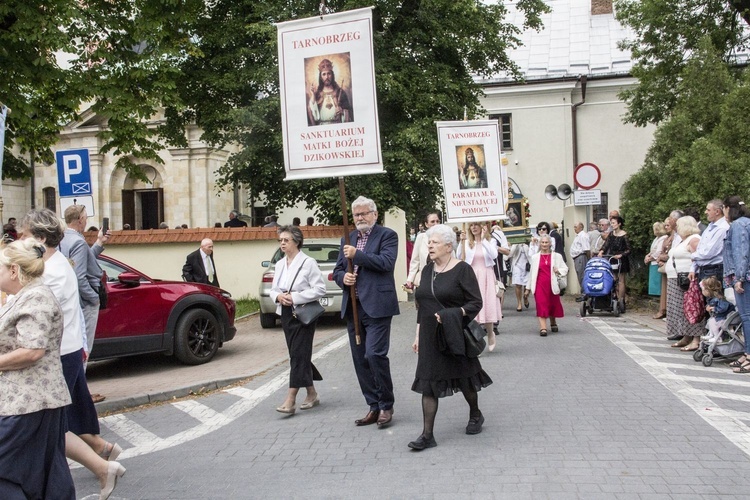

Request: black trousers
left=280, top=305, right=322, bottom=388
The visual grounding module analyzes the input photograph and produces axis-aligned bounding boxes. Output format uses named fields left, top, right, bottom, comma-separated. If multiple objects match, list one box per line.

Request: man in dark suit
left=333, top=196, right=400, bottom=428
left=182, top=238, right=220, bottom=287
left=224, top=210, right=247, bottom=228
left=550, top=222, right=567, bottom=263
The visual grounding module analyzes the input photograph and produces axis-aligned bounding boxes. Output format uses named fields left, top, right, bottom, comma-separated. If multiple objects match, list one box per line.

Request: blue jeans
left=736, top=288, right=750, bottom=355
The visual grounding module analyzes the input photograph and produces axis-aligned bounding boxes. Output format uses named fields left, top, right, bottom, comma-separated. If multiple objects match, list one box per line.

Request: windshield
left=270, top=244, right=339, bottom=265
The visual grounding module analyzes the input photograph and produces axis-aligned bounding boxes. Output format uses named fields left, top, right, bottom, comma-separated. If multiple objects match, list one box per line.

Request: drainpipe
left=571, top=75, right=587, bottom=186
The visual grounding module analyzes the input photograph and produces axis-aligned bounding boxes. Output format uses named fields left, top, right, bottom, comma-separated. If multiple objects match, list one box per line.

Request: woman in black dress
left=409, top=224, right=493, bottom=451
left=598, top=215, right=631, bottom=309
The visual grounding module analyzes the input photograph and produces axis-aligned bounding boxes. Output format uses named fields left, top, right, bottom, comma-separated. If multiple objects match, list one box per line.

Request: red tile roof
left=84, top=226, right=347, bottom=246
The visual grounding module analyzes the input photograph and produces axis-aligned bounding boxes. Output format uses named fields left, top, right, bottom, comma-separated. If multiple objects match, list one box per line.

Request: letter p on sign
left=62, top=154, right=82, bottom=184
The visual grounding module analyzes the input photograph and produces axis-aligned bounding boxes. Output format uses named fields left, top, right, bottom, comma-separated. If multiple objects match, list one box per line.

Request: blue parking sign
left=56, top=149, right=92, bottom=197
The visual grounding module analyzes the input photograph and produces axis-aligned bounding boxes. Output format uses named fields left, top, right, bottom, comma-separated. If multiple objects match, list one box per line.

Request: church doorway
left=122, top=188, right=164, bottom=229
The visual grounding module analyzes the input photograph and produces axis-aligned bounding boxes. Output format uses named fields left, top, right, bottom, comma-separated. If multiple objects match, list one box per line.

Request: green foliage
left=234, top=296, right=260, bottom=318
left=614, top=0, right=749, bottom=126
left=3, top=0, right=550, bottom=220
left=621, top=39, right=750, bottom=253
left=167, top=0, right=550, bottom=222
left=1, top=0, right=204, bottom=180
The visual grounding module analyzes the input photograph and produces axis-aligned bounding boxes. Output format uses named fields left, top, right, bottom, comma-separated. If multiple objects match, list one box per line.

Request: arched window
left=43, top=187, right=56, bottom=212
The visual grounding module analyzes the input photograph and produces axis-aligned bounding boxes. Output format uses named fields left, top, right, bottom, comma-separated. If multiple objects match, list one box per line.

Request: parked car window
left=270, top=245, right=339, bottom=265
left=97, top=257, right=145, bottom=282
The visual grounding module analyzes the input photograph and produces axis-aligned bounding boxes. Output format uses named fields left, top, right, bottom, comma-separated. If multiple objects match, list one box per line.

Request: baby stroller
left=692, top=298, right=746, bottom=367
left=579, top=257, right=621, bottom=317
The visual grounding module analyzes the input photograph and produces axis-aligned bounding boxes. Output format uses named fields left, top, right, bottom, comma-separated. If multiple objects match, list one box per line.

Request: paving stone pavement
left=71, top=295, right=750, bottom=499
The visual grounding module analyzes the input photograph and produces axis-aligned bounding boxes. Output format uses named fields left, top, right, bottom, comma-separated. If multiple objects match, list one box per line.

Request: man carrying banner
left=307, top=58, right=353, bottom=126
left=333, top=196, right=399, bottom=428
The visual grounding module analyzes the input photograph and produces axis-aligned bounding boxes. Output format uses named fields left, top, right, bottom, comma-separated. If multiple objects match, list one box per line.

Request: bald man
left=182, top=238, right=220, bottom=287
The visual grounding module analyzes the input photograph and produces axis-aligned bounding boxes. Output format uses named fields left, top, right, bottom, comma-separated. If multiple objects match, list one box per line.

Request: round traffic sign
left=574, top=162, right=601, bottom=190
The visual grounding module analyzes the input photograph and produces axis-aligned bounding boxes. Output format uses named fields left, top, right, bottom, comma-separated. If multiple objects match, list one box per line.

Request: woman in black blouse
left=598, top=215, right=631, bottom=309
left=409, top=225, right=493, bottom=451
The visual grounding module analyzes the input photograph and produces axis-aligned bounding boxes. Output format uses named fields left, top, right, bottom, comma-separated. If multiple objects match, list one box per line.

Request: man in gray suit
left=59, top=205, right=109, bottom=361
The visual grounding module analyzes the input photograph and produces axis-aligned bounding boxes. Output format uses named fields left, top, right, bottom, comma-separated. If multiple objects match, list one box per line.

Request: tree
left=1, top=0, right=204, bottom=179
left=166, top=0, right=550, bottom=222
left=620, top=39, right=750, bottom=254
left=614, top=0, right=749, bottom=126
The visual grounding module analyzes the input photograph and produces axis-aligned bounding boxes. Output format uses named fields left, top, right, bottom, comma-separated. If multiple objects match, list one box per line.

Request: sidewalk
left=87, top=314, right=348, bottom=414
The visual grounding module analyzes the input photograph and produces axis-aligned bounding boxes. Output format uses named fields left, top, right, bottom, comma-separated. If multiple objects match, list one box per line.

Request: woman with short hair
left=20, top=209, right=126, bottom=499
left=410, top=224, right=491, bottom=451
left=270, top=225, right=326, bottom=414
left=0, top=239, right=76, bottom=499
left=529, top=235, right=568, bottom=336
left=645, top=221, right=669, bottom=317
left=665, top=216, right=704, bottom=351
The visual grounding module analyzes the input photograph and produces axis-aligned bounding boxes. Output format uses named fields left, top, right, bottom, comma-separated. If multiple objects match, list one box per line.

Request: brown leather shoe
left=91, top=393, right=106, bottom=403
left=355, top=410, right=380, bottom=426
left=377, top=408, right=393, bottom=428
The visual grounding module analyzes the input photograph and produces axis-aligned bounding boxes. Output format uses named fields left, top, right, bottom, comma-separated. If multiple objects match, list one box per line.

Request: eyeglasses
left=353, top=211, right=374, bottom=219
left=278, top=238, right=292, bottom=243
left=538, top=228, right=548, bottom=232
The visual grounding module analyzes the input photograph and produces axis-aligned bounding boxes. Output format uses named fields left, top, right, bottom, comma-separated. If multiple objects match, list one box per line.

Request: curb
left=94, top=329, right=348, bottom=414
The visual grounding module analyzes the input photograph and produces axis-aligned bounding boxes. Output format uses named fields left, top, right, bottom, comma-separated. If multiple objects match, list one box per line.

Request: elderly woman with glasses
left=270, top=225, right=326, bottom=415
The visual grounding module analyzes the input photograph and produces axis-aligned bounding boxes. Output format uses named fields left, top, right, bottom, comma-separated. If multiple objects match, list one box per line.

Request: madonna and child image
left=305, top=54, right=354, bottom=126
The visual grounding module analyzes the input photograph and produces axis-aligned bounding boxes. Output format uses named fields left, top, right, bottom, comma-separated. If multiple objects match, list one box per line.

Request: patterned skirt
left=666, top=278, right=705, bottom=338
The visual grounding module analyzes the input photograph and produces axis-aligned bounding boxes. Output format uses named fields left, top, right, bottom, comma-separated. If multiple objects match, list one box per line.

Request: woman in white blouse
left=270, top=225, right=326, bottom=415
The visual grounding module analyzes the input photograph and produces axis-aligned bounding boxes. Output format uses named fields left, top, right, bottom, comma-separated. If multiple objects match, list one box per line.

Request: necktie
left=206, top=256, right=214, bottom=283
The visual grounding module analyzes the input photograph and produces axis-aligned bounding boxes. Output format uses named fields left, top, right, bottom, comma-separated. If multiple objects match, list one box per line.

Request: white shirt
left=407, top=232, right=430, bottom=287
left=570, top=231, right=591, bottom=259
left=690, top=217, right=730, bottom=273
left=269, top=251, right=326, bottom=316
left=200, top=249, right=214, bottom=278
left=43, top=251, right=85, bottom=356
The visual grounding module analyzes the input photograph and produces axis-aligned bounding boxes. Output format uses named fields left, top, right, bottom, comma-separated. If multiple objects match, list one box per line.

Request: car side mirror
left=118, top=272, right=142, bottom=287
left=261, top=260, right=270, bottom=268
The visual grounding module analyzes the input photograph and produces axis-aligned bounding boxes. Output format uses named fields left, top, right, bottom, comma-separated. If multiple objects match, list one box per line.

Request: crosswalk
left=71, top=335, right=349, bottom=468
left=586, top=317, right=750, bottom=457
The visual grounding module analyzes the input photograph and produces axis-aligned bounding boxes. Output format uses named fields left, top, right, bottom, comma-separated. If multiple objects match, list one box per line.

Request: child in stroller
left=700, top=277, right=735, bottom=343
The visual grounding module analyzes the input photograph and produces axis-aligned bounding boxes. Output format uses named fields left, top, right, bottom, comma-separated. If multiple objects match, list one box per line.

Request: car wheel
left=174, top=309, right=220, bottom=365
left=260, top=312, right=277, bottom=329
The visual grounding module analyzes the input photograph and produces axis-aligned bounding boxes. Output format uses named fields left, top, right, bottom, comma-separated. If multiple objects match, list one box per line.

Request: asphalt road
left=70, top=294, right=750, bottom=499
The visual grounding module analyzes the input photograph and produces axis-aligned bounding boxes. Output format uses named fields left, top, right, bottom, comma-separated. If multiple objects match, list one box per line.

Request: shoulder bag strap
left=287, top=257, right=309, bottom=292
left=428, top=262, right=446, bottom=309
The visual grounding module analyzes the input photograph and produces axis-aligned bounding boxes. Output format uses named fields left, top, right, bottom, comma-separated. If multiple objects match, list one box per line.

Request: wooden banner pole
left=338, top=177, right=361, bottom=345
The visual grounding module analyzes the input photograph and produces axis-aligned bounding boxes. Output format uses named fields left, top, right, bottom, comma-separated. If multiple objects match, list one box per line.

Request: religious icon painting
left=456, top=145, right=488, bottom=190
left=304, top=53, right=354, bottom=127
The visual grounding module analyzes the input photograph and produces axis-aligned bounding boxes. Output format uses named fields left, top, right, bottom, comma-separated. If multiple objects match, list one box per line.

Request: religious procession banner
left=277, top=7, right=383, bottom=180
left=436, top=120, right=507, bottom=223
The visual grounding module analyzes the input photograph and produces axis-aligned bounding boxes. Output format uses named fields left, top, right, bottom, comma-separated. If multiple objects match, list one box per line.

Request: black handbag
left=287, top=258, right=325, bottom=325
left=673, top=259, right=690, bottom=291
left=293, top=300, right=325, bottom=325
left=677, top=273, right=691, bottom=291
left=463, top=320, right=487, bottom=358
left=430, top=267, right=486, bottom=358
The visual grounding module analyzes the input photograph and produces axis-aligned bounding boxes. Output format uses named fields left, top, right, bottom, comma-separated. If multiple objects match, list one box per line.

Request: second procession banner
left=436, top=120, right=507, bottom=223
left=277, top=7, right=383, bottom=180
